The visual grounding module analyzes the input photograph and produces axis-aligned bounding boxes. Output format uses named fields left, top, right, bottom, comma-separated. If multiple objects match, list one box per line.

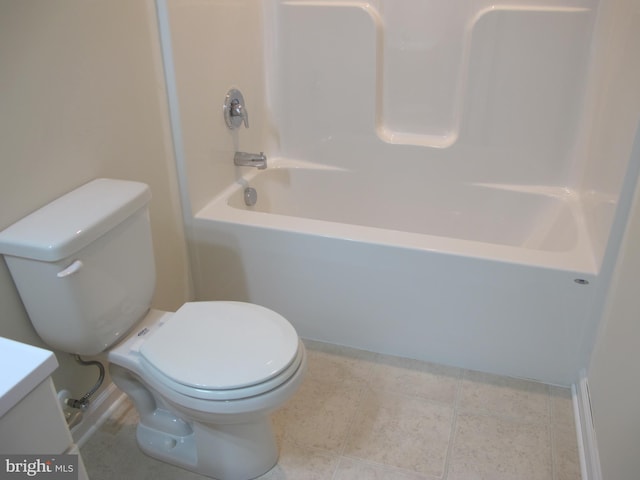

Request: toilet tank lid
left=0, top=178, right=151, bottom=262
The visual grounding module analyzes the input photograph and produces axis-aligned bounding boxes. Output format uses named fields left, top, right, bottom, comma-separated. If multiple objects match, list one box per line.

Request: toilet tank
left=0, top=179, right=156, bottom=355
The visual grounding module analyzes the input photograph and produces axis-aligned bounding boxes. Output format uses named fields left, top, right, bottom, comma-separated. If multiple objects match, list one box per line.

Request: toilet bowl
left=0, top=178, right=306, bottom=480
left=108, top=303, right=306, bottom=479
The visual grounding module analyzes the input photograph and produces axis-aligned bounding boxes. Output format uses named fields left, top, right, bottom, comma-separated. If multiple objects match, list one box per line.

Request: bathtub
left=191, top=159, right=598, bottom=385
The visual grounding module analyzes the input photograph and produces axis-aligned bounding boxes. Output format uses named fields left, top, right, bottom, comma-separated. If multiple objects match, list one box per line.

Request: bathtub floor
left=80, top=340, right=581, bottom=480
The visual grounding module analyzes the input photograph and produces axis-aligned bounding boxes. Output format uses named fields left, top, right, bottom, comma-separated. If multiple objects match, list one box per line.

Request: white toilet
left=0, top=178, right=306, bottom=480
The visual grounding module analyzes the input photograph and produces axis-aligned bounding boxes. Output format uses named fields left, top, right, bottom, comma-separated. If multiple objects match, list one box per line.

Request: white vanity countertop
left=0, top=337, right=58, bottom=418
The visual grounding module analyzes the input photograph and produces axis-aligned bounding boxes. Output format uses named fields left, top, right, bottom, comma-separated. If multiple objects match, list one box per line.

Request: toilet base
left=107, top=321, right=306, bottom=480
left=110, top=362, right=285, bottom=480
left=136, top=416, right=278, bottom=480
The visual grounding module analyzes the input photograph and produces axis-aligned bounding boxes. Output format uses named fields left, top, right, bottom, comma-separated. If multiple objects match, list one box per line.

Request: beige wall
left=583, top=1, right=640, bottom=476
left=588, top=125, right=640, bottom=480
left=0, top=1, right=191, bottom=399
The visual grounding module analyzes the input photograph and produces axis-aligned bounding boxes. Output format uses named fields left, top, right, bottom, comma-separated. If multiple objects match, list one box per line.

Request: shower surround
left=158, top=0, right=640, bottom=385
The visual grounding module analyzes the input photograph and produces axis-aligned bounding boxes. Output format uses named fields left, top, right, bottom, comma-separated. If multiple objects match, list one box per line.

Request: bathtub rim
left=196, top=159, right=598, bottom=276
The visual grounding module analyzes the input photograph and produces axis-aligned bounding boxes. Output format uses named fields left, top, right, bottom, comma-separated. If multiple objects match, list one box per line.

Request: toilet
left=0, top=178, right=306, bottom=480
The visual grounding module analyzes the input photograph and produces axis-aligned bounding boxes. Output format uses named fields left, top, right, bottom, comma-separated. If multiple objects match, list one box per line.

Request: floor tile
left=549, top=386, right=575, bottom=426
left=334, top=457, right=437, bottom=480
left=80, top=340, right=583, bottom=480
left=448, top=413, right=552, bottom=480
left=256, top=440, right=339, bottom=480
left=272, top=373, right=363, bottom=453
left=368, top=354, right=461, bottom=404
left=344, top=389, right=454, bottom=477
left=552, top=421, right=582, bottom=480
left=303, top=340, right=375, bottom=388
left=548, top=386, right=581, bottom=479
left=459, top=370, right=550, bottom=423
left=272, top=342, right=373, bottom=453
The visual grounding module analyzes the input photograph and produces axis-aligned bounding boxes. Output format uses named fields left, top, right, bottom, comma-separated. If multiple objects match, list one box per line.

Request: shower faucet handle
left=230, top=99, right=249, bottom=128
left=224, top=88, right=249, bottom=129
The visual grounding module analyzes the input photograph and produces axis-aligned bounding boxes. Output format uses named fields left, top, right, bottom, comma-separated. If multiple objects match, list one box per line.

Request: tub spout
left=234, top=151, right=267, bottom=169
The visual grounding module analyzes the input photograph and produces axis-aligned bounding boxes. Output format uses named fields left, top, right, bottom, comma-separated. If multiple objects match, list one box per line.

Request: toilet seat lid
left=139, top=302, right=299, bottom=391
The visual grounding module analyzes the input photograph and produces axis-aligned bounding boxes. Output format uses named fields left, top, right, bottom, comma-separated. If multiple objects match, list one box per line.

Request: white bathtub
left=192, top=159, right=599, bottom=385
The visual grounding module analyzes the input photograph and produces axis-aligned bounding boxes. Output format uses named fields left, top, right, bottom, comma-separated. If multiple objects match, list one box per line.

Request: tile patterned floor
left=81, top=340, right=582, bottom=479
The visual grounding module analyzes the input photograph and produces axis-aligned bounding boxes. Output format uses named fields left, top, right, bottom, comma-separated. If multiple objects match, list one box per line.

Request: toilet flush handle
left=57, top=259, right=83, bottom=278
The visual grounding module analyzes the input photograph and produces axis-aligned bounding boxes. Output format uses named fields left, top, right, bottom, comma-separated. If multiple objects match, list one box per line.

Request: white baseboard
left=71, top=381, right=127, bottom=447
left=573, top=371, right=602, bottom=480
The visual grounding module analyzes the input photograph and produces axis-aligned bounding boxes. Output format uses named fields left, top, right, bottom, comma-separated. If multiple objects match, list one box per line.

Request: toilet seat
left=138, top=302, right=302, bottom=401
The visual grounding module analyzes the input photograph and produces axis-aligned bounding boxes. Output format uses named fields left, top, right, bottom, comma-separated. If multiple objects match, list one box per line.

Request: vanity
left=0, top=337, right=88, bottom=479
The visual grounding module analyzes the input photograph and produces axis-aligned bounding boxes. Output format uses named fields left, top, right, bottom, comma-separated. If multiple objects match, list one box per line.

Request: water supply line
left=65, top=355, right=105, bottom=410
